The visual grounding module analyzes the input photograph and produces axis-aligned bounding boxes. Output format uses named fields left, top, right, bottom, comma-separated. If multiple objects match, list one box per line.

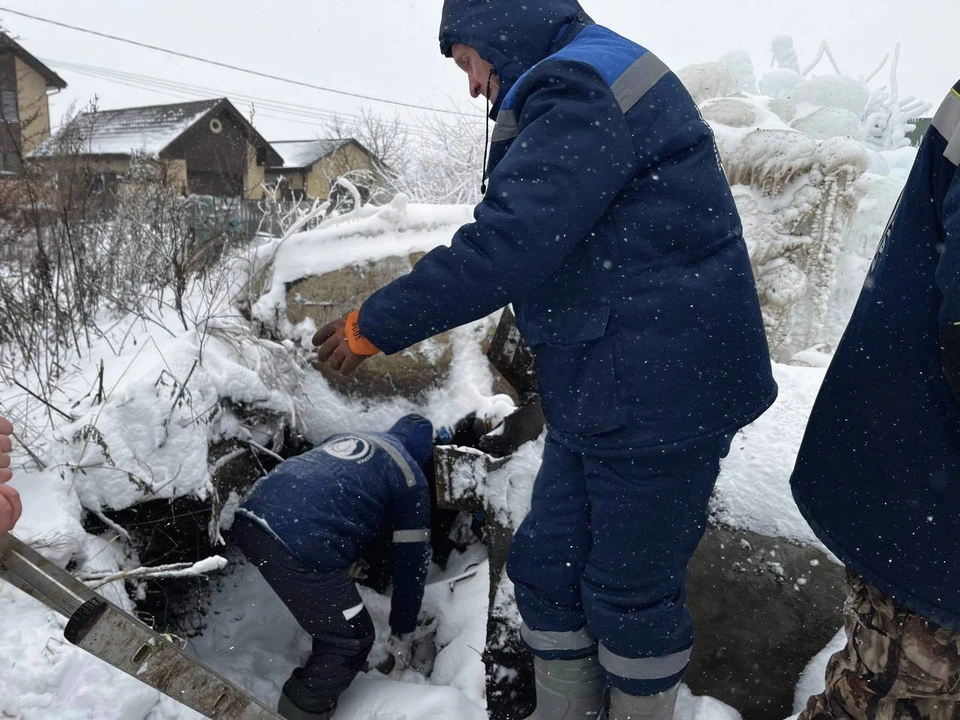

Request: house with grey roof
left=265, top=138, right=384, bottom=202
left=33, top=97, right=281, bottom=199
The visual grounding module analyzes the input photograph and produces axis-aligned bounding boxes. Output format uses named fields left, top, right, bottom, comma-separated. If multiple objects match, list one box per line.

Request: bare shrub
left=0, top=102, right=254, bottom=404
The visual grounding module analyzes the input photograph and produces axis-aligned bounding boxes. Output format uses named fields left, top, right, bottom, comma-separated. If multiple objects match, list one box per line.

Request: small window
left=0, top=91, right=17, bottom=123
left=255, top=146, right=268, bottom=166
left=2, top=151, right=21, bottom=173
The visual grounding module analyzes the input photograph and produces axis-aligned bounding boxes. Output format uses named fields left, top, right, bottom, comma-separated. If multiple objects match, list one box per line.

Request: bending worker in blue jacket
left=792, top=81, right=960, bottom=720
left=233, top=414, right=435, bottom=720
left=315, top=2, right=776, bottom=718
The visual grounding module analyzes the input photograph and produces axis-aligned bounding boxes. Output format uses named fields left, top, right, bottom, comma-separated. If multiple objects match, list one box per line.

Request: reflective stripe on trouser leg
left=342, top=603, right=365, bottom=621
left=599, top=643, right=691, bottom=681
left=508, top=438, right=593, bottom=658
left=579, top=439, right=727, bottom=694
left=521, top=623, right=597, bottom=654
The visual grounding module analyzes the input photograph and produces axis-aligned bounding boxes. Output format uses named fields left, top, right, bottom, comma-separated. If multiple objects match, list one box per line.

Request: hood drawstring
left=480, top=67, right=496, bottom=196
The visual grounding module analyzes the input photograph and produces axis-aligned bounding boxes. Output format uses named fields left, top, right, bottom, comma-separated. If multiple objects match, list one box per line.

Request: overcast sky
left=2, top=0, right=957, bottom=141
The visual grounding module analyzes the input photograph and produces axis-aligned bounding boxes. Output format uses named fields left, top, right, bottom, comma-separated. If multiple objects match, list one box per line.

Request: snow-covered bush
left=688, top=38, right=930, bottom=360
left=0, top=162, right=308, bottom=539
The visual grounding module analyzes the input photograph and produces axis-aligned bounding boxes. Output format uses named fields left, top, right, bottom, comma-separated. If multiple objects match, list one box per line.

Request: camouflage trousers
left=799, top=572, right=960, bottom=720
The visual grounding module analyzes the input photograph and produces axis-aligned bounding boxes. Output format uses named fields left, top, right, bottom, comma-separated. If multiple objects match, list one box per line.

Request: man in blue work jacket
left=314, top=2, right=776, bottom=718
left=792, top=81, right=960, bottom=720
left=233, top=414, right=435, bottom=720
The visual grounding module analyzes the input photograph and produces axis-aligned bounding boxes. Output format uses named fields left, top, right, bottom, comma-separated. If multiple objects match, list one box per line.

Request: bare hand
left=0, top=416, right=11, bottom=484
left=0, top=485, right=20, bottom=535
left=312, top=317, right=370, bottom=377
left=0, top=416, right=20, bottom=534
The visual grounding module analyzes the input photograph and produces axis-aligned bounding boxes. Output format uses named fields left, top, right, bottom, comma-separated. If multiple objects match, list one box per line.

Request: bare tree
left=325, top=107, right=412, bottom=177
left=325, top=106, right=486, bottom=206
left=399, top=110, right=486, bottom=206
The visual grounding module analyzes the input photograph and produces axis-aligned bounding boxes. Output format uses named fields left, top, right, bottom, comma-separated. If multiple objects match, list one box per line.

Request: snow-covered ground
left=713, top=363, right=828, bottom=547
left=0, top=249, right=834, bottom=720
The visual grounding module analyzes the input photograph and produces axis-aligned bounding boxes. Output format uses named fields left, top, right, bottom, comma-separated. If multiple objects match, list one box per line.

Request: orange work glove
left=313, top=310, right=380, bottom=376
left=344, top=311, right=380, bottom=356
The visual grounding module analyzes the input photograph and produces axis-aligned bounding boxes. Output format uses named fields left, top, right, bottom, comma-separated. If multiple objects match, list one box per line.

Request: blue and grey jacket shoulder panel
left=933, top=80, right=960, bottom=166
left=351, top=432, right=424, bottom=489
left=493, top=24, right=669, bottom=142
left=284, top=431, right=427, bottom=500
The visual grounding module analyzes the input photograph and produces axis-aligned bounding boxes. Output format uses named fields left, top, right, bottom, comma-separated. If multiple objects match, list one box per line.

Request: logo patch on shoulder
left=322, top=436, right=373, bottom=462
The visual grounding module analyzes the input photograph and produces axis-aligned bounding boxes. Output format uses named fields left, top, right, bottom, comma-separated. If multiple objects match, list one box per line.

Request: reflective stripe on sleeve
left=393, top=529, right=431, bottom=544
left=933, top=85, right=960, bottom=165
left=359, top=434, right=419, bottom=488
left=611, top=52, right=670, bottom=114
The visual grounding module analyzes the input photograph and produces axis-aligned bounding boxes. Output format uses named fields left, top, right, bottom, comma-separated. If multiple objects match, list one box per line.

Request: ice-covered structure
left=679, top=38, right=930, bottom=361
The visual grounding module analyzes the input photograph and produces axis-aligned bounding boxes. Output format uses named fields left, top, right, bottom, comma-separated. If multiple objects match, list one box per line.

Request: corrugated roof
left=268, top=139, right=352, bottom=170
left=32, top=99, right=223, bottom=158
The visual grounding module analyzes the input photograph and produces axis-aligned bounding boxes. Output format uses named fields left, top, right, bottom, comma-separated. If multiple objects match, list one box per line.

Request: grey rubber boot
left=525, top=655, right=606, bottom=719
left=608, top=683, right=680, bottom=720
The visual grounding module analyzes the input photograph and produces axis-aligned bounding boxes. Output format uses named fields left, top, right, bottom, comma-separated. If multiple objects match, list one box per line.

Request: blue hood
left=387, top=414, right=435, bottom=469
left=439, top=0, right=590, bottom=108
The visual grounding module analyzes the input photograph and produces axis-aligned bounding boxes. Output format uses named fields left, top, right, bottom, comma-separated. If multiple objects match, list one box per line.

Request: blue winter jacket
left=359, top=0, right=776, bottom=455
left=239, top=432, right=431, bottom=634
left=791, top=82, right=960, bottom=631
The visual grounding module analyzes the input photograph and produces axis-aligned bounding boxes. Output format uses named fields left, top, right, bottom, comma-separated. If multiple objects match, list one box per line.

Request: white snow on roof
left=269, top=139, right=350, bottom=170
left=32, top=99, right=222, bottom=158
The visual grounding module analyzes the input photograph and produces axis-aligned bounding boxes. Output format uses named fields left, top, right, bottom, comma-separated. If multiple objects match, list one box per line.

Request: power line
left=0, top=5, right=483, bottom=118
left=42, top=57, right=447, bottom=140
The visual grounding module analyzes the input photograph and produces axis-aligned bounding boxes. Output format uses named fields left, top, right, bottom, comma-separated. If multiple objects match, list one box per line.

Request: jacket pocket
left=521, top=304, right=623, bottom=435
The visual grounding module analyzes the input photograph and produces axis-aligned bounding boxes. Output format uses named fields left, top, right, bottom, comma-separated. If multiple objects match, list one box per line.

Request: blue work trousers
left=232, top=515, right=374, bottom=704
left=508, top=435, right=727, bottom=695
